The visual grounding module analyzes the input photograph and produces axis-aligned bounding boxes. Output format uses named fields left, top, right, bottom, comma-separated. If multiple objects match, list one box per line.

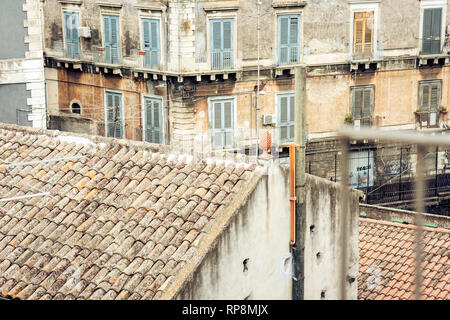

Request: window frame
left=418, top=80, right=442, bottom=128
left=350, top=85, right=375, bottom=127
left=62, top=10, right=81, bottom=59
left=277, top=14, right=301, bottom=66
left=349, top=2, right=379, bottom=61
left=101, top=13, right=121, bottom=65
left=208, top=96, right=237, bottom=150
left=276, top=92, right=295, bottom=144
left=419, top=1, right=446, bottom=55
left=104, top=90, right=125, bottom=139
left=139, top=13, right=163, bottom=69
left=206, top=11, right=237, bottom=71
left=142, top=95, right=164, bottom=144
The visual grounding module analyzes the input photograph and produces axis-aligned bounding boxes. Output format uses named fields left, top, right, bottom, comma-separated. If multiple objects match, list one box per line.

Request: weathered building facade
left=0, top=0, right=46, bottom=129
left=42, top=0, right=450, bottom=185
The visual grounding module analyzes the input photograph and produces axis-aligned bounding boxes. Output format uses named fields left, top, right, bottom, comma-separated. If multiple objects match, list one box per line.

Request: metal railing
left=338, top=126, right=450, bottom=300
left=211, top=51, right=233, bottom=70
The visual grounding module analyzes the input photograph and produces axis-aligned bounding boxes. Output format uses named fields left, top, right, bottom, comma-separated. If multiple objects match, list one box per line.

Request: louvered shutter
left=113, top=94, right=123, bottom=138
left=423, top=8, right=442, bottom=54
left=104, top=15, right=120, bottom=64
left=289, top=17, right=299, bottom=63
left=150, top=21, right=160, bottom=68
left=103, top=16, right=111, bottom=63
left=65, top=13, right=72, bottom=58
left=279, top=16, right=289, bottom=64
left=153, top=100, right=161, bottom=143
left=222, top=20, right=232, bottom=69
left=110, top=16, right=120, bottom=64
left=279, top=96, right=288, bottom=141
left=106, top=93, right=114, bottom=137
left=212, top=101, right=223, bottom=149
left=142, top=19, right=151, bottom=67
left=64, top=12, right=80, bottom=59
left=223, top=101, right=233, bottom=148
left=364, top=13, right=373, bottom=56
left=431, top=8, right=442, bottom=54
left=353, top=88, right=363, bottom=119
left=289, top=95, right=295, bottom=139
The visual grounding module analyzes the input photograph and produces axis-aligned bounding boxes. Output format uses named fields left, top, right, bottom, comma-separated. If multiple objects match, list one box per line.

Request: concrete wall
left=0, top=0, right=46, bottom=128
left=303, top=174, right=361, bottom=300
left=0, top=0, right=29, bottom=60
left=0, top=84, right=32, bottom=126
left=175, top=163, right=292, bottom=299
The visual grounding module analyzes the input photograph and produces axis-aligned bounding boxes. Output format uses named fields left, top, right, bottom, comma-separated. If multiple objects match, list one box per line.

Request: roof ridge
left=359, top=217, right=450, bottom=234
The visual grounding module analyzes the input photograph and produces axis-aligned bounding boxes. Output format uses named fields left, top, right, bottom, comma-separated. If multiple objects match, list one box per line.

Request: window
left=64, top=12, right=80, bottom=59
left=277, top=93, right=295, bottom=143
left=103, top=15, right=120, bottom=64
left=105, top=91, right=123, bottom=138
left=71, top=102, right=81, bottom=114
left=351, top=86, right=374, bottom=127
left=422, top=8, right=442, bottom=54
left=278, top=15, right=300, bottom=65
left=144, top=96, right=163, bottom=143
left=418, top=80, right=441, bottom=127
left=210, top=18, right=234, bottom=70
left=353, top=12, right=374, bottom=60
left=209, top=98, right=234, bottom=149
left=142, top=18, right=160, bottom=69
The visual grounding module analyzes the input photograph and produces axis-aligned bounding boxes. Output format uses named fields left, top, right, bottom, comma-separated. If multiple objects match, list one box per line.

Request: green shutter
left=106, top=92, right=123, bottom=138
left=210, top=99, right=234, bottom=149
left=142, top=19, right=160, bottom=68
left=104, top=15, right=120, bottom=64
left=279, top=15, right=300, bottom=65
left=64, top=12, right=80, bottom=59
left=210, top=19, right=233, bottom=70
left=423, top=8, right=442, bottom=54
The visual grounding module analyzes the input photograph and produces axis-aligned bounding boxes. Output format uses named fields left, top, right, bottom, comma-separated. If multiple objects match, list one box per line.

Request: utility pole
left=292, top=66, right=306, bottom=300
left=256, top=0, right=261, bottom=141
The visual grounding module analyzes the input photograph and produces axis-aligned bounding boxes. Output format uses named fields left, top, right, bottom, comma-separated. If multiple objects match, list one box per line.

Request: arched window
left=71, top=102, right=81, bottom=114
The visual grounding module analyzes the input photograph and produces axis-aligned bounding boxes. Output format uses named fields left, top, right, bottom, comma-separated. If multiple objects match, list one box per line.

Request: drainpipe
left=291, top=66, right=306, bottom=300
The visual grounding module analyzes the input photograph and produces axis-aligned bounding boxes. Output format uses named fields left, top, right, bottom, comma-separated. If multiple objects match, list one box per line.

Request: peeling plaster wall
left=303, top=174, right=361, bottom=300
left=175, top=163, right=292, bottom=299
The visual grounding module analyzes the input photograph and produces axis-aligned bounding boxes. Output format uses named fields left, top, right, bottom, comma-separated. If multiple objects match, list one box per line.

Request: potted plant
left=414, top=109, right=421, bottom=115
left=439, top=106, right=447, bottom=114
left=344, top=113, right=353, bottom=124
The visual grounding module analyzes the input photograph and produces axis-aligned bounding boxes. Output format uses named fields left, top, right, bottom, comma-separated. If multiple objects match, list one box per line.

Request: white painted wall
left=303, top=174, right=361, bottom=300
left=176, top=162, right=292, bottom=300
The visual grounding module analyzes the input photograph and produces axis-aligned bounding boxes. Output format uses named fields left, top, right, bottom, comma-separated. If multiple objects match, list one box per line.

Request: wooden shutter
left=223, top=101, right=233, bottom=148
left=142, top=19, right=160, bottom=68
left=353, top=88, right=363, bottom=119
left=279, top=95, right=288, bottom=141
left=423, top=8, right=442, bottom=54
left=279, top=16, right=289, bottom=64
left=289, top=95, right=295, bottom=139
left=64, top=12, right=80, bottom=59
left=113, top=94, right=123, bottom=138
left=104, top=15, right=120, bottom=64
left=110, top=16, right=119, bottom=64
left=353, top=12, right=374, bottom=58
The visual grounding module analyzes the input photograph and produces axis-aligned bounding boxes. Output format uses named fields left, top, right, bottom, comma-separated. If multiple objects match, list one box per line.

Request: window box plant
left=439, top=106, right=447, bottom=114
left=344, top=113, right=353, bottom=124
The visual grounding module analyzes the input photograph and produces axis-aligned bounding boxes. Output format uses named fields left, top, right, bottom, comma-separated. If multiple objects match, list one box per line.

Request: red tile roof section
left=358, top=217, right=449, bottom=300
left=0, top=126, right=260, bottom=300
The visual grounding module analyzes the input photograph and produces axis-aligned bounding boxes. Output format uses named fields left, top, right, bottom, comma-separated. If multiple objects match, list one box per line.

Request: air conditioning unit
left=78, top=27, right=91, bottom=38
left=262, top=114, right=277, bottom=125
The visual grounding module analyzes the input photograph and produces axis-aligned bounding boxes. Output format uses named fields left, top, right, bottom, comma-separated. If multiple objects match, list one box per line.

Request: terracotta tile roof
left=0, top=125, right=262, bottom=300
left=358, top=217, right=450, bottom=300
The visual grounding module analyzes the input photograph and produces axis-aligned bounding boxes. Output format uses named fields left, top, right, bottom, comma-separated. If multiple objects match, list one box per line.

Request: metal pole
left=339, top=137, right=350, bottom=300
left=399, top=147, right=403, bottom=201
left=256, top=0, right=261, bottom=141
left=292, top=66, right=306, bottom=300
left=414, top=145, right=426, bottom=300
left=435, top=146, right=438, bottom=196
